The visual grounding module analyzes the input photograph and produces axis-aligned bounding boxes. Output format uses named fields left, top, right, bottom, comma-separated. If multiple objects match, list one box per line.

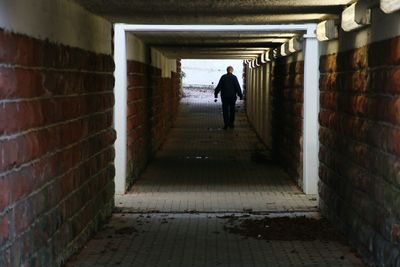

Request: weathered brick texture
left=319, top=36, right=400, bottom=266
left=0, top=29, right=115, bottom=266
left=126, top=60, right=180, bottom=186
left=271, top=59, right=304, bottom=185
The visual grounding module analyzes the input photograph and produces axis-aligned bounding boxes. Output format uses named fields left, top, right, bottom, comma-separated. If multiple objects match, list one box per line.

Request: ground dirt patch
left=224, top=216, right=346, bottom=243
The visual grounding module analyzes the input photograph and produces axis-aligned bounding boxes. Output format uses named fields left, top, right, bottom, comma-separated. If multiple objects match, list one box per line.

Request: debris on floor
left=223, top=216, right=347, bottom=243
left=66, top=87, right=365, bottom=267
left=66, top=213, right=365, bottom=267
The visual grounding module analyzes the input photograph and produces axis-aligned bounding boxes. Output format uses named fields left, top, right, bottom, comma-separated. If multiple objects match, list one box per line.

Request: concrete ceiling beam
left=77, top=0, right=349, bottom=24
left=156, top=47, right=270, bottom=52
left=167, top=55, right=257, bottom=59
left=161, top=53, right=264, bottom=57
left=135, top=32, right=298, bottom=37
left=145, top=39, right=289, bottom=47
left=108, top=14, right=337, bottom=24
left=122, top=24, right=316, bottom=32
left=159, top=50, right=267, bottom=57
left=121, top=24, right=317, bottom=59
left=79, top=0, right=350, bottom=12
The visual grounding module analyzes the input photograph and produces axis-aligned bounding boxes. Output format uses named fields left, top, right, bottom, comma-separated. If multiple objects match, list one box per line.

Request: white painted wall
left=126, top=33, right=147, bottom=63
left=0, top=0, right=112, bottom=54
left=321, top=7, right=400, bottom=55
left=125, top=33, right=176, bottom=77
left=182, top=59, right=244, bottom=87
left=151, top=48, right=177, bottom=78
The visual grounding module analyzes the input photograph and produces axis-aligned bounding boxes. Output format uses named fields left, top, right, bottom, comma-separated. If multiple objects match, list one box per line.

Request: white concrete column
left=302, top=27, right=320, bottom=195
left=257, top=65, right=264, bottom=134
left=250, top=67, right=253, bottom=119
left=254, top=67, right=258, bottom=123
left=259, top=65, right=262, bottom=133
left=114, top=24, right=127, bottom=195
left=262, top=64, right=268, bottom=140
left=257, top=66, right=261, bottom=132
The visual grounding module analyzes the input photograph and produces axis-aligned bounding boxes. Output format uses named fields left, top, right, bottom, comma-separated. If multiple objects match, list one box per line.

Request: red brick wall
left=319, top=36, right=400, bottom=266
left=0, top=29, right=115, bottom=266
left=271, top=59, right=304, bottom=185
left=126, top=60, right=180, bottom=186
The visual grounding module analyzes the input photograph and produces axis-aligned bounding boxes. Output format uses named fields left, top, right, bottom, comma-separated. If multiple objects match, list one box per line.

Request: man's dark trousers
left=222, top=97, right=237, bottom=127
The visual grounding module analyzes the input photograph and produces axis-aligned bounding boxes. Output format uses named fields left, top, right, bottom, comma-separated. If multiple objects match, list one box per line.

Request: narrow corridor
left=1, top=1, right=399, bottom=266
left=66, top=89, right=365, bottom=267
left=116, top=88, right=317, bottom=213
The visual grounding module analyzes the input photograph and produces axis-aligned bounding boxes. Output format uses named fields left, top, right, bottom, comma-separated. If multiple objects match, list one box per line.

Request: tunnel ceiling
left=76, top=0, right=351, bottom=24
left=76, top=0, right=353, bottom=59
left=134, top=31, right=300, bottom=59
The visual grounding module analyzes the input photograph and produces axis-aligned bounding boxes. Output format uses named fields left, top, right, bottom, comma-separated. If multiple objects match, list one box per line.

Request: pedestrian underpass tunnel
left=0, top=1, right=400, bottom=266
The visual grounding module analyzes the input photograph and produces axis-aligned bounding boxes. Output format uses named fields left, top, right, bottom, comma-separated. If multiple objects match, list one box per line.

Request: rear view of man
left=214, top=66, right=243, bottom=129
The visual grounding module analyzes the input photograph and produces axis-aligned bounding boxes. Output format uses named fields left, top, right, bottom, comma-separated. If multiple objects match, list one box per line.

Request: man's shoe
left=223, top=125, right=228, bottom=130
left=229, top=124, right=235, bottom=129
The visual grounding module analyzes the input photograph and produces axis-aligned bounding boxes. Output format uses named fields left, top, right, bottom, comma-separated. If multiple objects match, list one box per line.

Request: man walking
left=214, top=66, right=243, bottom=129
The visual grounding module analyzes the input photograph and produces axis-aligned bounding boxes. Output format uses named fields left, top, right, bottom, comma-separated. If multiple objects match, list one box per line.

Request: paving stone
left=67, top=213, right=365, bottom=267
left=116, top=88, right=318, bottom=213
left=66, top=89, right=365, bottom=267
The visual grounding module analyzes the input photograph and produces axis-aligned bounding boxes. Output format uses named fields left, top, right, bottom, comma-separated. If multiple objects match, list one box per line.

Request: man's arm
left=234, top=76, right=243, bottom=99
left=214, top=77, right=222, bottom=98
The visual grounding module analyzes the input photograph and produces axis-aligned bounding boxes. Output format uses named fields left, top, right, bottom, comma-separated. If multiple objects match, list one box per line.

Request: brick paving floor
left=67, top=213, right=365, bottom=267
left=116, top=88, right=318, bottom=213
left=66, top=88, right=365, bottom=267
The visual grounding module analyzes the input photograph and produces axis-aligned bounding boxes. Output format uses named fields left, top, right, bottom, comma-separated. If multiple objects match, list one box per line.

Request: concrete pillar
left=254, top=67, right=258, bottom=129
left=255, top=67, right=259, bottom=125
left=257, top=66, right=260, bottom=133
left=259, top=66, right=263, bottom=133
left=259, top=66, right=263, bottom=134
left=262, top=64, right=268, bottom=142
left=247, top=67, right=251, bottom=118
left=114, top=24, right=128, bottom=194
left=302, top=28, right=320, bottom=195
left=251, top=67, right=253, bottom=118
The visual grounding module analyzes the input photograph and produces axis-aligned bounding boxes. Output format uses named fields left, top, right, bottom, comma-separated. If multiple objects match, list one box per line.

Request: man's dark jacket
left=214, top=73, right=243, bottom=99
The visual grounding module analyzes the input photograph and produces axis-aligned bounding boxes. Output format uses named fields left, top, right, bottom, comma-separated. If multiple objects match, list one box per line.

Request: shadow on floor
left=116, top=88, right=316, bottom=213
left=66, top=87, right=365, bottom=267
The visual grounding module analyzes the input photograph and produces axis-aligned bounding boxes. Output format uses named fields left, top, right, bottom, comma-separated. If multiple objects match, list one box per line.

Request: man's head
left=227, top=66, right=234, bottom=73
